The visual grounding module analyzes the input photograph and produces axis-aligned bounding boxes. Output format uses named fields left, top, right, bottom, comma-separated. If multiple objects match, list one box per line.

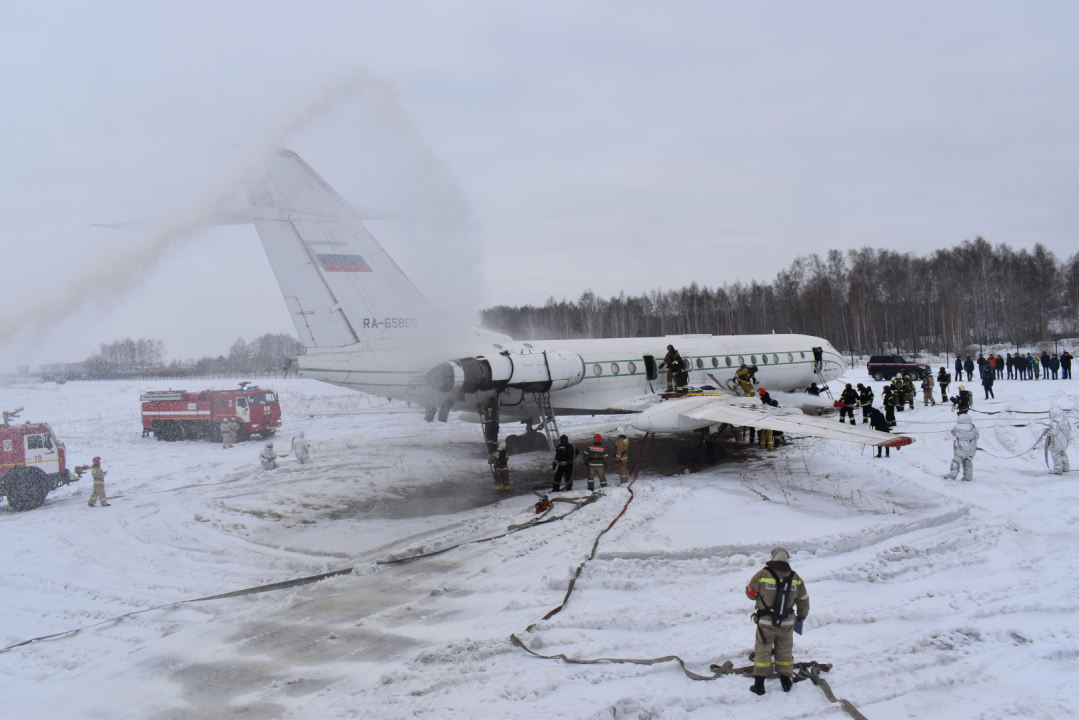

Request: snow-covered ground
left=1, top=370, right=1076, bottom=719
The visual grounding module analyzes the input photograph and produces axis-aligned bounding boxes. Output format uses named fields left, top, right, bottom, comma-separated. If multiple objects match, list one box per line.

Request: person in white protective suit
left=293, top=431, right=310, bottom=465
left=1047, top=408, right=1071, bottom=475
left=944, top=414, right=978, bottom=482
left=259, top=442, right=278, bottom=470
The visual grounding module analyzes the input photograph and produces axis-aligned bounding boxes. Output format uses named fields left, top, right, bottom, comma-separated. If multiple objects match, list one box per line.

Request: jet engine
left=425, top=350, right=585, bottom=395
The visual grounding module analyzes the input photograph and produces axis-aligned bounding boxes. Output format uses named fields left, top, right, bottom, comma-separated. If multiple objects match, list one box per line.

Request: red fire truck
left=1, top=408, right=79, bottom=511
left=141, top=383, right=282, bottom=442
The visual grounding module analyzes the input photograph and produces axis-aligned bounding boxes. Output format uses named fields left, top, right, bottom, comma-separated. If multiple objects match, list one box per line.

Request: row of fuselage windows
left=590, top=351, right=810, bottom=377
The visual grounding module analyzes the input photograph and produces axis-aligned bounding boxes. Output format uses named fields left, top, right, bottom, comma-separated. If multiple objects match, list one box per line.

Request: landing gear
left=676, top=428, right=727, bottom=468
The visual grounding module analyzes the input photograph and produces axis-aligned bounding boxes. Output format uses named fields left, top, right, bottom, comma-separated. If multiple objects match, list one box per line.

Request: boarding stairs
left=531, top=392, right=561, bottom=448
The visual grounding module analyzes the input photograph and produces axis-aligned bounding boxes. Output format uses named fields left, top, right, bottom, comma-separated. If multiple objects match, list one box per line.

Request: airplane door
left=643, top=355, right=658, bottom=381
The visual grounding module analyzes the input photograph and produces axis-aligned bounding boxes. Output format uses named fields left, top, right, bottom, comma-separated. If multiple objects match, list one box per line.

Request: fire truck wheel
left=6, top=467, right=48, bottom=512
left=236, top=426, right=248, bottom=443
left=160, top=422, right=182, bottom=442
left=260, top=429, right=276, bottom=438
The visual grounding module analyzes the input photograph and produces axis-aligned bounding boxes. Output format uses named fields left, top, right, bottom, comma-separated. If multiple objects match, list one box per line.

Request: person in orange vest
left=583, top=434, right=608, bottom=490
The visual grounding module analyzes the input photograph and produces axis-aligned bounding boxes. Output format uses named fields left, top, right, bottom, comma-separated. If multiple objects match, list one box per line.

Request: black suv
left=867, top=355, right=931, bottom=381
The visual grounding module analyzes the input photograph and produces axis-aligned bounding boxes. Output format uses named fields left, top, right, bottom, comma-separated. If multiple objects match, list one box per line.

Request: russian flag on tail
left=317, top=254, right=373, bottom=272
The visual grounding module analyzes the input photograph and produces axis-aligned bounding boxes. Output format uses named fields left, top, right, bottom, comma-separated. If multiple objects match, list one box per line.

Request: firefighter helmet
left=593, top=433, right=602, bottom=443
left=92, top=456, right=101, bottom=464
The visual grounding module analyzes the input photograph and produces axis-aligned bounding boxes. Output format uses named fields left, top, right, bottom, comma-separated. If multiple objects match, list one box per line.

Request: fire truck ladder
left=531, top=392, right=560, bottom=449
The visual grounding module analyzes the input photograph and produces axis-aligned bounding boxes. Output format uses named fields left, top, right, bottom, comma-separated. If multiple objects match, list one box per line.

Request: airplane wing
left=632, top=395, right=912, bottom=447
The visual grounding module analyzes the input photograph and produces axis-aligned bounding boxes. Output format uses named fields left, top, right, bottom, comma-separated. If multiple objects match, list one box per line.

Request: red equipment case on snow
left=140, top=383, right=282, bottom=442
left=0, top=408, right=78, bottom=511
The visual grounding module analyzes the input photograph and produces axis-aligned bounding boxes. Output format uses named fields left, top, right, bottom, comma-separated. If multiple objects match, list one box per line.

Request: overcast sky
left=2, top=2, right=1077, bottom=369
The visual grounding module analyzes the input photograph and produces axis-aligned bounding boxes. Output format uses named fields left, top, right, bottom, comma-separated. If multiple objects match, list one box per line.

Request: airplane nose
left=632, top=415, right=651, bottom=431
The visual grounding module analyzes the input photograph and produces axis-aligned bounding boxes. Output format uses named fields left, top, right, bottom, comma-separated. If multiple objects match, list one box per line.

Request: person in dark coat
left=964, top=356, right=975, bottom=382
left=954, top=356, right=963, bottom=380
left=1049, top=354, right=1060, bottom=379
left=980, top=362, right=995, bottom=399
left=868, top=406, right=892, bottom=458
left=1062, top=350, right=1074, bottom=380
left=1041, top=352, right=1051, bottom=379
left=1005, top=353, right=1014, bottom=380
left=937, top=367, right=951, bottom=404
left=995, top=355, right=1004, bottom=379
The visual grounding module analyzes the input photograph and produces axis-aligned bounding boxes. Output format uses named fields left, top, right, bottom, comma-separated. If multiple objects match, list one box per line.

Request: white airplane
left=244, top=150, right=911, bottom=453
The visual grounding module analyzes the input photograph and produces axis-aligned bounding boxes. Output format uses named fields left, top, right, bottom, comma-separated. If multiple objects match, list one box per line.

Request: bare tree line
left=74, top=333, right=305, bottom=380
left=480, top=239, right=1079, bottom=355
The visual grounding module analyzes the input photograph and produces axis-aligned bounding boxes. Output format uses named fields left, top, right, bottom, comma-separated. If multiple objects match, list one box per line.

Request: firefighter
left=950, top=385, right=973, bottom=415
left=943, top=414, right=978, bottom=482
left=293, top=431, right=309, bottom=464
left=891, top=377, right=905, bottom=412
left=613, top=427, right=630, bottom=484
left=492, top=441, right=510, bottom=490
left=746, top=547, right=810, bottom=695
left=220, top=417, right=239, bottom=449
left=812, top=346, right=823, bottom=373
left=735, top=364, right=756, bottom=397
left=660, top=345, right=684, bottom=392
left=904, top=376, right=916, bottom=410
left=838, top=383, right=858, bottom=425
left=583, top=433, right=608, bottom=490
left=937, top=367, right=951, bottom=404
left=551, top=435, right=577, bottom=492
left=868, top=406, right=892, bottom=457
left=857, top=383, right=873, bottom=424
left=805, top=382, right=821, bottom=396
left=1047, top=408, right=1072, bottom=475
left=86, top=457, right=110, bottom=507
left=921, top=372, right=936, bottom=406
left=882, top=386, right=897, bottom=427
left=757, top=388, right=778, bottom=449
left=259, top=442, right=278, bottom=470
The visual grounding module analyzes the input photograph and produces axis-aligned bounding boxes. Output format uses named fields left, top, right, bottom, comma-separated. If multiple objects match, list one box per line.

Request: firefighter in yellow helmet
left=746, top=547, right=810, bottom=695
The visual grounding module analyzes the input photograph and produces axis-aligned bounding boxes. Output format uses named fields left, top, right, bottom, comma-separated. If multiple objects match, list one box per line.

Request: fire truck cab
left=140, top=383, right=282, bottom=443
left=1, top=408, right=78, bottom=511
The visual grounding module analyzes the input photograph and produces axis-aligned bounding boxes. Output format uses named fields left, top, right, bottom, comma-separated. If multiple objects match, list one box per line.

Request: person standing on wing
left=943, top=414, right=978, bottom=482
left=746, top=547, right=810, bottom=696
left=1047, top=408, right=1071, bottom=475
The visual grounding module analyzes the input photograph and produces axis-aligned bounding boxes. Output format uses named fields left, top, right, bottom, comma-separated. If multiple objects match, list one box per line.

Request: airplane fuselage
left=296, top=333, right=845, bottom=420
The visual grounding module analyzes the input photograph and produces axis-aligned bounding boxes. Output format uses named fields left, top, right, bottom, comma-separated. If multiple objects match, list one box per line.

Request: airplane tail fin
left=245, top=149, right=436, bottom=349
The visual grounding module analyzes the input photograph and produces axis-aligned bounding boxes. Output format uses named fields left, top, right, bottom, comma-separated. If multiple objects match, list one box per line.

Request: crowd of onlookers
left=953, top=350, right=1073, bottom=383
